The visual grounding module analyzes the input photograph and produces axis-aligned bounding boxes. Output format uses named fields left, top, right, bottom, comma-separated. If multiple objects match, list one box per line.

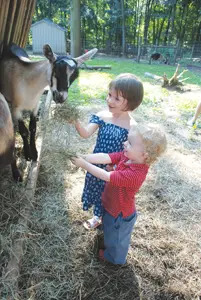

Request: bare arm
left=72, top=155, right=112, bottom=182
left=74, top=121, right=99, bottom=138
left=83, top=153, right=112, bottom=164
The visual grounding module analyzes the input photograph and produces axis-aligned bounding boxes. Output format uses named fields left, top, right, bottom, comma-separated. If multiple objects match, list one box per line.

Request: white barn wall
left=31, top=20, right=66, bottom=54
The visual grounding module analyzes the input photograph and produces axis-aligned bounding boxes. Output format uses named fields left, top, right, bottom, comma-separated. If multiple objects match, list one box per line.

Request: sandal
left=83, top=216, right=102, bottom=230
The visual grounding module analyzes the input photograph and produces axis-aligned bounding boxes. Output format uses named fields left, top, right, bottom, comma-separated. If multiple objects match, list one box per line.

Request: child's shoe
left=187, top=118, right=196, bottom=127
left=83, top=216, right=102, bottom=230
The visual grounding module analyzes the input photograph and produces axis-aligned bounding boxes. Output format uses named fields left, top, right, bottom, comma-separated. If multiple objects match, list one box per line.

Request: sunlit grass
left=175, top=97, right=198, bottom=113
left=161, top=87, right=170, bottom=97
left=31, top=55, right=201, bottom=118
left=79, top=71, right=111, bottom=100
left=68, top=71, right=112, bottom=104
left=66, top=58, right=201, bottom=126
left=87, top=57, right=201, bottom=86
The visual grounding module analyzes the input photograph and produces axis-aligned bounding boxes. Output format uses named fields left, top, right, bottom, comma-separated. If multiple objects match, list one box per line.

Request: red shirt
left=102, top=152, right=149, bottom=218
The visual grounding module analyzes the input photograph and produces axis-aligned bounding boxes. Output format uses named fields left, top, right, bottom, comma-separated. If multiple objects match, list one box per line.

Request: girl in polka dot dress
left=74, top=73, right=144, bottom=229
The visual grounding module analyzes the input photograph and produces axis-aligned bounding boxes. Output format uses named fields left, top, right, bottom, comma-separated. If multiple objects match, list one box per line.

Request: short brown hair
left=109, top=73, right=144, bottom=111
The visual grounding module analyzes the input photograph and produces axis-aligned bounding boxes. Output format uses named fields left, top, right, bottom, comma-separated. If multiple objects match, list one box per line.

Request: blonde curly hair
left=130, top=124, right=167, bottom=164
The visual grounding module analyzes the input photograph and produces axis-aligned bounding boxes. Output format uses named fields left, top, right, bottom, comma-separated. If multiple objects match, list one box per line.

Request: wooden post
left=70, top=0, right=81, bottom=57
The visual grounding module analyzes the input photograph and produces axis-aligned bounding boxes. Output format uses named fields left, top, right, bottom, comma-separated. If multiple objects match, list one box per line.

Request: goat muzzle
left=52, top=91, right=66, bottom=104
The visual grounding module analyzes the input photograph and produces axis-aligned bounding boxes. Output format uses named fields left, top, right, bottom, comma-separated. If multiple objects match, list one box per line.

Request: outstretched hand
left=71, top=155, right=86, bottom=168
left=106, top=164, right=115, bottom=171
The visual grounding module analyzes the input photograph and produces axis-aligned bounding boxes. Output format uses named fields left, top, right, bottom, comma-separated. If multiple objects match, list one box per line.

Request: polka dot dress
left=82, top=114, right=128, bottom=217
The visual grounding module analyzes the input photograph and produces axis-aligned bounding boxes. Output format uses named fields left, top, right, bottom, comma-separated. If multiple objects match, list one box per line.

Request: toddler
left=72, top=124, right=167, bottom=264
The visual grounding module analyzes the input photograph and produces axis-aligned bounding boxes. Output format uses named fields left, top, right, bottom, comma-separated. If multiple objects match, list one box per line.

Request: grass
left=30, top=54, right=201, bottom=104
left=66, top=56, right=201, bottom=123
left=83, top=57, right=201, bottom=85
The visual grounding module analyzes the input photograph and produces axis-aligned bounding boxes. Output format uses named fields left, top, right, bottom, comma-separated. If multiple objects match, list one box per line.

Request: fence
left=82, top=39, right=201, bottom=66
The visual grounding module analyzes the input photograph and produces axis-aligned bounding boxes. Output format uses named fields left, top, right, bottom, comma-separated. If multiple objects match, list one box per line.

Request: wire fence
left=82, top=40, right=201, bottom=66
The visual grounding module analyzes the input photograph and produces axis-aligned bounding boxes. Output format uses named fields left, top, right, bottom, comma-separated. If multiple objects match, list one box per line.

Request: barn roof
left=31, top=18, right=66, bottom=32
left=0, top=0, right=36, bottom=55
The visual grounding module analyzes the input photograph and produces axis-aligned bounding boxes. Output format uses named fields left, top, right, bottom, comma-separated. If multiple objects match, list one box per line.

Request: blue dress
left=82, top=114, right=129, bottom=217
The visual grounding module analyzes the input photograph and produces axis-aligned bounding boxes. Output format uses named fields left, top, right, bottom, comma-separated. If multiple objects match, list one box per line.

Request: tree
left=31, top=0, right=201, bottom=56
left=120, top=0, right=126, bottom=56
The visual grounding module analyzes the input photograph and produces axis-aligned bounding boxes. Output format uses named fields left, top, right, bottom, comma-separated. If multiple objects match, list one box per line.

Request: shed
left=31, top=18, right=67, bottom=54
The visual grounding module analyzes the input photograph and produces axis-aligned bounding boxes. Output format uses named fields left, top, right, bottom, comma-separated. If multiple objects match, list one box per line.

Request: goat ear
left=43, top=44, right=57, bottom=63
left=74, top=48, right=98, bottom=67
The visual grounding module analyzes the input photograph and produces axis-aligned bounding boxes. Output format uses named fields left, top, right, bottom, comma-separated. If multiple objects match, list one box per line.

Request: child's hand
left=67, top=119, right=75, bottom=125
left=68, top=119, right=79, bottom=125
left=106, top=164, right=114, bottom=171
left=71, top=156, right=86, bottom=168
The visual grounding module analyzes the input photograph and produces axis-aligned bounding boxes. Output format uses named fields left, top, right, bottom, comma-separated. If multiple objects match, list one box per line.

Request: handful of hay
left=63, top=150, right=78, bottom=160
left=52, top=102, right=81, bottom=123
left=52, top=149, right=78, bottom=162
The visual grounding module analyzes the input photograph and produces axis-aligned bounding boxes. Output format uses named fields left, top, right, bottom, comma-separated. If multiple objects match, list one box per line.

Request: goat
left=0, top=92, right=22, bottom=181
left=0, top=44, right=97, bottom=164
left=149, top=52, right=169, bottom=65
left=151, top=52, right=162, bottom=61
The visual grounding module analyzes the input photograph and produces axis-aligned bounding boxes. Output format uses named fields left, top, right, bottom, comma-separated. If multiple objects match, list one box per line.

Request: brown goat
left=0, top=44, right=97, bottom=166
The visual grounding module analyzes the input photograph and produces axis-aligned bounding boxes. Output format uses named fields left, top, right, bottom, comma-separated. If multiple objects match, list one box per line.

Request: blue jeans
left=102, top=209, right=137, bottom=265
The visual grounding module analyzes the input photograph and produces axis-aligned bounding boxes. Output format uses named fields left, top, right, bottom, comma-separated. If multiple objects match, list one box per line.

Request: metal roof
left=31, top=18, right=66, bottom=32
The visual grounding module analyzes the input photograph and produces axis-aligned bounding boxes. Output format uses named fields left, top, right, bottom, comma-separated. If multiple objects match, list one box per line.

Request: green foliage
left=32, top=0, right=201, bottom=58
left=34, top=0, right=70, bottom=26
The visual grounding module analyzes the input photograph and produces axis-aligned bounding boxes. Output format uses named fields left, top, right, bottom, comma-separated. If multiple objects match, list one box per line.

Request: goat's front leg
left=11, top=142, right=22, bottom=182
left=11, top=158, right=22, bottom=182
left=29, top=113, right=38, bottom=161
left=18, top=119, right=31, bottom=161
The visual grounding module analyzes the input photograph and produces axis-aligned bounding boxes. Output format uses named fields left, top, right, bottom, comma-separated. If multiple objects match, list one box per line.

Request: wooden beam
left=3, top=0, right=17, bottom=45
left=0, top=0, right=10, bottom=46
left=20, top=0, right=36, bottom=48
left=80, top=64, right=111, bottom=70
left=11, top=0, right=26, bottom=45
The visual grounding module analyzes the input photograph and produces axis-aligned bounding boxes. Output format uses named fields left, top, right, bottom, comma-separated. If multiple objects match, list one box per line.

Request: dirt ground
left=0, top=82, right=201, bottom=299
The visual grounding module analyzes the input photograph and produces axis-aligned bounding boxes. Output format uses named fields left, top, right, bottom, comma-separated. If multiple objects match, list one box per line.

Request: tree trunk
left=179, top=4, right=189, bottom=47
left=163, top=6, right=172, bottom=45
left=133, top=1, right=137, bottom=45
left=152, top=18, right=156, bottom=45
left=95, top=0, right=99, bottom=48
left=157, top=17, right=165, bottom=44
left=70, top=0, right=81, bottom=57
left=195, top=21, right=201, bottom=42
left=120, top=0, right=126, bottom=57
left=143, top=0, right=153, bottom=46
left=168, top=0, right=177, bottom=45
left=48, top=0, right=52, bottom=19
